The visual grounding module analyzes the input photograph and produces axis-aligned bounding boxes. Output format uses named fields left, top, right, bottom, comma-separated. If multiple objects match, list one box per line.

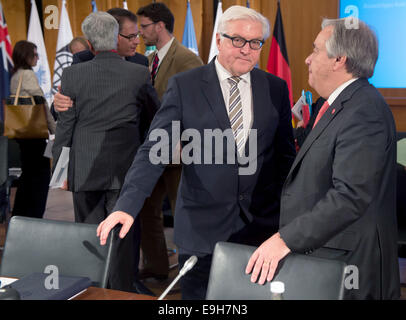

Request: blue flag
left=182, top=1, right=199, bottom=56
left=91, top=0, right=98, bottom=12
left=0, top=1, right=13, bottom=121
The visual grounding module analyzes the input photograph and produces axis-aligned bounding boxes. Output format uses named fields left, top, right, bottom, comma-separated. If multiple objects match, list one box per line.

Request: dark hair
left=137, top=2, right=174, bottom=33
left=12, top=40, right=37, bottom=74
left=107, top=7, right=137, bottom=32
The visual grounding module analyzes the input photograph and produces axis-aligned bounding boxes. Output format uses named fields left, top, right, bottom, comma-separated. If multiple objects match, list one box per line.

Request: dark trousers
left=179, top=254, right=212, bottom=300
left=12, top=139, right=50, bottom=218
left=72, top=190, right=140, bottom=292
left=140, top=165, right=181, bottom=276
left=178, top=218, right=278, bottom=300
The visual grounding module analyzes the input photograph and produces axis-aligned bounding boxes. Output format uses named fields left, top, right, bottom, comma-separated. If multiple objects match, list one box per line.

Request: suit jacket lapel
left=245, top=69, right=272, bottom=156
left=250, top=69, right=271, bottom=137
left=155, top=39, right=177, bottom=83
left=201, top=61, right=231, bottom=132
left=286, top=78, right=369, bottom=182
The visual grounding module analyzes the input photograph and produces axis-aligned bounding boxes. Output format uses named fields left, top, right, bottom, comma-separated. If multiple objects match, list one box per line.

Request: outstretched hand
left=245, top=232, right=291, bottom=285
left=96, top=211, right=134, bottom=245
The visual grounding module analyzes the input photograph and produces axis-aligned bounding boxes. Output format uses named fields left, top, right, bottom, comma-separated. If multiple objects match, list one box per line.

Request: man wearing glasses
left=135, top=2, right=203, bottom=283
left=97, top=5, right=295, bottom=300
left=53, top=8, right=154, bottom=112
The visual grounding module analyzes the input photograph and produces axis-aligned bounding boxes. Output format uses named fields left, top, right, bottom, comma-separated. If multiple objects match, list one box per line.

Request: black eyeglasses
left=119, top=33, right=140, bottom=41
left=221, top=33, right=264, bottom=50
left=139, top=22, right=157, bottom=29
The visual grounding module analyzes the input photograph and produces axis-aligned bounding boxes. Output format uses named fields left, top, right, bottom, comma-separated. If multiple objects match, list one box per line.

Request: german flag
left=267, top=1, right=293, bottom=110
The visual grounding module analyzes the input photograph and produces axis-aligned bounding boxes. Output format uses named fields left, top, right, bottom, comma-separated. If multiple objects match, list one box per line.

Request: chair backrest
left=206, top=242, right=347, bottom=300
left=0, top=216, right=115, bottom=288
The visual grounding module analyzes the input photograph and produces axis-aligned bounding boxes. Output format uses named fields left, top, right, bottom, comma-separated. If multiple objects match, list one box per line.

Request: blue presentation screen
left=340, top=0, right=406, bottom=88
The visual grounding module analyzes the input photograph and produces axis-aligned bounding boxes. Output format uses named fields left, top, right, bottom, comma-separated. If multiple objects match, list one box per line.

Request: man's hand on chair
left=96, top=211, right=134, bottom=245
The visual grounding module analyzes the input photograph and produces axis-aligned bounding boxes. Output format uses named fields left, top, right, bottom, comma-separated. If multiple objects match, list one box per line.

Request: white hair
left=322, top=17, right=378, bottom=79
left=82, top=12, right=119, bottom=52
left=217, top=5, right=270, bottom=40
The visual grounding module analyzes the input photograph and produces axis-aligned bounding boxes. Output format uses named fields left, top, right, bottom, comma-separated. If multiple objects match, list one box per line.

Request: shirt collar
left=157, top=37, right=175, bottom=62
left=214, top=57, right=251, bottom=85
left=327, top=78, right=358, bottom=106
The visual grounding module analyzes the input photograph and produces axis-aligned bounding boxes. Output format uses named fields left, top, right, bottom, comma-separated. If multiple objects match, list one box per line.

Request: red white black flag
left=267, top=2, right=293, bottom=108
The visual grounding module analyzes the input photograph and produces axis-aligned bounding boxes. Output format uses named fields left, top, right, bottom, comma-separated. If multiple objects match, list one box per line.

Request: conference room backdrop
left=3, top=0, right=405, bottom=130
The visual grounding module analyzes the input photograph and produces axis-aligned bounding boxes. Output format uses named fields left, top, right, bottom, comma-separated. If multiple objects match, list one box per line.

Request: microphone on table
left=158, top=255, right=198, bottom=300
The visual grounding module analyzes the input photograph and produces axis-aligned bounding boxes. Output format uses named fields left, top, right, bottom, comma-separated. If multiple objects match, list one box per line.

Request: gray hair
left=81, top=12, right=119, bottom=52
left=322, top=17, right=378, bottom=79
left=218, top=5, right=270, bottom=40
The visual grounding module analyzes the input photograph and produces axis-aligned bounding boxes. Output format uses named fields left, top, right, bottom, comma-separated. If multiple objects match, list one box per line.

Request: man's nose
left=240, top=42, right=251, bottom=54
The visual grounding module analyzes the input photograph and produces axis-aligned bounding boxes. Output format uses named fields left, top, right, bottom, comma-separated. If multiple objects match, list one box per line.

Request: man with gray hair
left=97, top=5, right=295, bottom=299
left=247, top=17, right=400, bottom=299
left=52, top=12, right=152, bottom=292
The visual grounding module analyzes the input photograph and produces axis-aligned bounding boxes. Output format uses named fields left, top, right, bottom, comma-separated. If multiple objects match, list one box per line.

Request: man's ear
left=333, top=55, right=347, bottom=71
left=156, top=21, right=165, bottom=32
left=216, top=33, right=221, bottom=49
left=87, top=40, right=96, bottom=54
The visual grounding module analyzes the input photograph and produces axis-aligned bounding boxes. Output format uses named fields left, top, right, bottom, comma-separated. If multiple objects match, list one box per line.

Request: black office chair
left=0, top=216, right=116, bottom=288
left=206, top=242, right=347, bottom=300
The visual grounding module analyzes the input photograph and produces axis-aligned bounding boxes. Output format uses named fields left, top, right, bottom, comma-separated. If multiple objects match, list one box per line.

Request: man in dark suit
left=247, top=17, right=400, bottom=299
left=52, top=8, right=158, bottom=296
left=136, top=2, right=203, bottom=281
left=97, top=5, right=295, bottom=300
left=52, top=12, right=154, bottom=293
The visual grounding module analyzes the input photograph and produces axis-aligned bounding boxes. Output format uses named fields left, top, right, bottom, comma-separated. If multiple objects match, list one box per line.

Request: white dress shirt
left=150, top=37, right=175, bottom=72
left=327, top=78, right=358, bottom=106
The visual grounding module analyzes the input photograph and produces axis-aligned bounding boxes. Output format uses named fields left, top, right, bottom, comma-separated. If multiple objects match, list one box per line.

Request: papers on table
left=0, top=277, right=18, bottom=288
left=49, top=146, right=69, bottom=188
left=398, top=138, right=406, bottom=166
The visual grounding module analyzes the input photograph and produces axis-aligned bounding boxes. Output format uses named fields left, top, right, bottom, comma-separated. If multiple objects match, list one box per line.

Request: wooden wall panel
left=3, top=0, right=339, bottom=90
left=2, top=0, right=28, bottom=45
left=3, top=0, right=404, bottom=129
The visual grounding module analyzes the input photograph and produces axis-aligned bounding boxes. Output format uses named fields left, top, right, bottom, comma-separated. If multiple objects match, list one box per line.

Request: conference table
left=0, top=277, right=158, bottom=300
left=74, top=287, right=157, bottom=300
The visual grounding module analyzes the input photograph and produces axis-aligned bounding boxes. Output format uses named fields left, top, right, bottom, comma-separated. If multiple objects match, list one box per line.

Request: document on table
left=398, top=138, right=406, bottom=166
left=49, top=147, right=70, bottom=188
left=0, top=277, right=18, bottom=288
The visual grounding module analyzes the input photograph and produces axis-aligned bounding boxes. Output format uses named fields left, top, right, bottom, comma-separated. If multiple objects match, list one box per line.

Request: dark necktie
left=151, top=54, right=159, bottom=86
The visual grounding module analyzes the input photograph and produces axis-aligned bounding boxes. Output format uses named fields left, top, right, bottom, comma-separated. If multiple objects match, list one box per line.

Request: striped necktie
left=228, top=76, right=244, bottom=155
left=151, top=54, right=159, bottom=86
